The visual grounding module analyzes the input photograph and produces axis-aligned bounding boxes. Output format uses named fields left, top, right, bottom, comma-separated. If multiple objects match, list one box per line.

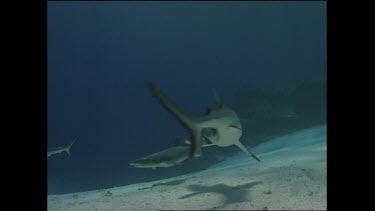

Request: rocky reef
left=232, top=80, right=326, bottom=148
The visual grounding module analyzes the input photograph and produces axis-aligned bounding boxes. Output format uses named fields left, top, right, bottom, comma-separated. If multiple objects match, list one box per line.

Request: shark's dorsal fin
left=213, top=88, right=223, bottom=109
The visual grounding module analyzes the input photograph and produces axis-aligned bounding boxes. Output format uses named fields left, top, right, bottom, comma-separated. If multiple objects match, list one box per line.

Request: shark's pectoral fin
left=149, top=83, right=202, bottom=158
left=148, top=83, right=195, bottom=130
left=194, top=147, right=203, bottom=157
left=246, top=149, right=262, bottom=162
left=190, top=130, right=203, bottom=158
left=148, top=83, right=203, bottom=158
left=234, top=141, right=261, bottom=162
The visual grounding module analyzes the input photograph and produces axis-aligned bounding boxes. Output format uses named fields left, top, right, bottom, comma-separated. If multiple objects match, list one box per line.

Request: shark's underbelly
left=47, top=149, right=65, bottom=157
left=198, top=126, right=243, bottom=147
left=215, top=126, right=243, bottom=147
left=143, top=155, right=189, bottom=168
left=197, top=114, right=243, bottom=147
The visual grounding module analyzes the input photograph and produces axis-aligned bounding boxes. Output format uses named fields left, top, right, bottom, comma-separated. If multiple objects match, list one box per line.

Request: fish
left=130, top=145, right=201, bottom=170
left=47, top=135, right=79, bottom=158
left=148, top=83, right=260, bottom=162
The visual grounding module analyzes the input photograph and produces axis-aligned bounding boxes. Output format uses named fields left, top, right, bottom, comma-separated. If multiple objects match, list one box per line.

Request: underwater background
left=48, top=1, right=326, bottom=195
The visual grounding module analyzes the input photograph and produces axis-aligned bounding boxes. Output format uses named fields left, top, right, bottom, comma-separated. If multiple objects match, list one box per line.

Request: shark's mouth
left=202, top=128, right=217, bottom=137
left=201, top=128, right=218, bottom=146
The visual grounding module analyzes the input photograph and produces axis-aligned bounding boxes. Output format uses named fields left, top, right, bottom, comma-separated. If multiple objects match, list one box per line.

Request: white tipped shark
left=47, top=135, right=79, bottom=158
left=148, top=83, right=261, bottom=162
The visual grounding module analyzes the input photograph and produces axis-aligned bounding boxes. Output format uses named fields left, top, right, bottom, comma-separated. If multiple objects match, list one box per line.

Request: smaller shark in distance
left=47, top=135, right=79, bottom=158
left=130, top=145, right=202, bottom=170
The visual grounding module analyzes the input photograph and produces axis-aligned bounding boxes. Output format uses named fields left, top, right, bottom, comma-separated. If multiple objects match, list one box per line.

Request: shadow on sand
left=138, top=178, right=190, bottom=190
left=179, top=181, right=262, bottom=209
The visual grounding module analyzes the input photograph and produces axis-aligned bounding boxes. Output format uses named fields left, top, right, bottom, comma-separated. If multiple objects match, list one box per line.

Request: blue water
left=48, top=1, right=326, bottom=195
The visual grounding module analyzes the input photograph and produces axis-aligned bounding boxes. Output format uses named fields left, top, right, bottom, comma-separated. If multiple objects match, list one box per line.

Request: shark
left=130, top=145, right=202, bottom=170
left=47, top=135, right=79, bottom=158
left=175, top=136, right=215, bottom=148
left=148, top=83, right=261, bottom=162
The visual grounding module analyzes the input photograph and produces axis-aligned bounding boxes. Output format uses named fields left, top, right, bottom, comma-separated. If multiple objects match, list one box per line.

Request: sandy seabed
left=48, top=125, right=327, bottom=211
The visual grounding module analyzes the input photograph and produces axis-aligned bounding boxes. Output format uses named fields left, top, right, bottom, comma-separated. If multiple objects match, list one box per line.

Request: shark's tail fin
left=148, top=83, right=202, bottom=158
left=212, top=88, right=223, bottom=109
left=65, top=135, right=79, bottom=156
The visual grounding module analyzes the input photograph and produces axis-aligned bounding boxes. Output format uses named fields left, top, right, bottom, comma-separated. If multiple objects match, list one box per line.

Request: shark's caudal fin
left=148, top=83, right=202, bottom=158
left=65, top=135, right=79, bottom=156
left=212, top=88, right=223, bottom=109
